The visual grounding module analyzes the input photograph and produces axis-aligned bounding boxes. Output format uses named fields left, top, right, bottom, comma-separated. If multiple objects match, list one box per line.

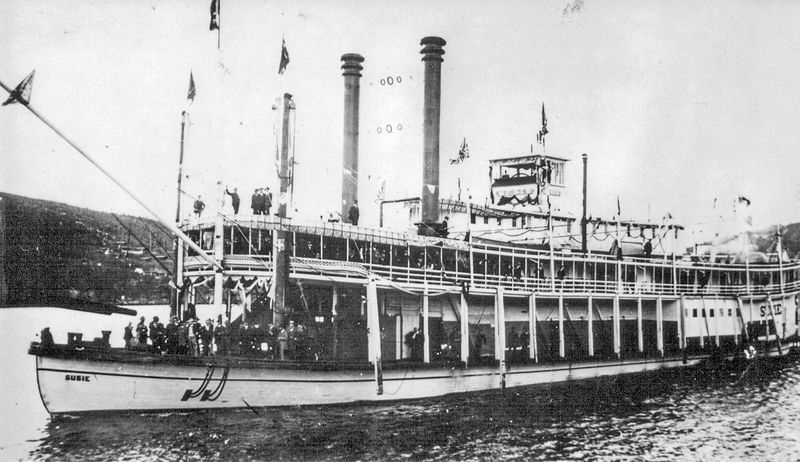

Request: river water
left=1, top=306, right=799, bottom=461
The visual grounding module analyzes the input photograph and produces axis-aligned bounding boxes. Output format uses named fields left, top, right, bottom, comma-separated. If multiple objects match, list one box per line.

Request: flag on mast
left=187, top=72, right=196, bottom=102
left=279, top=38, right=290, bottom=74
left=2, top=70, right=35, bottom=106
left=209, top=0, right=220, bottom=30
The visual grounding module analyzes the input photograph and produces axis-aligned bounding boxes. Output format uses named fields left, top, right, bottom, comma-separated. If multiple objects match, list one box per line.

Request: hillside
left=0, top=193, right=173, bottom=305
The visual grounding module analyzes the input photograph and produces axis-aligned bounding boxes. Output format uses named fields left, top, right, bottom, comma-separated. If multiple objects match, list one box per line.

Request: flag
left=537, top=103, right=548, bottom=142
left=187, top=72, right=196, bottom=101
left=737, top=196, right=751, bottom=206
left=2, top=70, right=35, bottom=106
left=375, top=180, right=386, bottom=203
left=616, top=196, right=621, bottom=217
left=278, top=38, right=290, bottom=75
left=209, top=0, right=220, bottom=30
left=449, top=137, right=470, bottom=164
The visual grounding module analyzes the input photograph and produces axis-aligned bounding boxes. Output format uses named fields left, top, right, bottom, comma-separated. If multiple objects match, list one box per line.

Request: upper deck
left=179, top=215, right=800, bottom=298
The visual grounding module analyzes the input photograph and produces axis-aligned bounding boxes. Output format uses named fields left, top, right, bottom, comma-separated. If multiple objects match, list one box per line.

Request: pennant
left=449, top=137, right=470, bottom=164
left=537, top=103, right=548, bottom=142
left=426, top=184, right=437, bottom=194
left=209, top=0, right=220, bottom=31
left=2, top=70, right=35, bottom=106
left=278, top=38, right=290, bottom=75
left=187, top=72, right=196, bottom=101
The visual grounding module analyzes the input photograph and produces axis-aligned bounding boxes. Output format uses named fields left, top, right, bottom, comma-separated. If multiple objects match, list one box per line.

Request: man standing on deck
left=348, top=200, right=360, bottom=226
left=225, top=187, right=240, bottom=215
left=193, top=196, right=205, bottom=217
left=136, top=316, right=148, bottom=347
left=251, top=188, right=260, bottom=215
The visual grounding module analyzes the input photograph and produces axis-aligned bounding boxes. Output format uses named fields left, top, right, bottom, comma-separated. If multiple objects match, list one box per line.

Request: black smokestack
left=341, top=53, right=364, bottom=222
left=420, top=36, right=445, bottom=224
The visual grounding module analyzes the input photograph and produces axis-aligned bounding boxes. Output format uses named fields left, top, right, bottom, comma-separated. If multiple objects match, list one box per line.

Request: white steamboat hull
left=35, top=346, right=793, bottom=415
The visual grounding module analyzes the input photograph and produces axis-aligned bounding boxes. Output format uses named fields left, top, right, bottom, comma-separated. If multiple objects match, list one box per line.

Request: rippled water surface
left=2, top=308, right=800, bottom=461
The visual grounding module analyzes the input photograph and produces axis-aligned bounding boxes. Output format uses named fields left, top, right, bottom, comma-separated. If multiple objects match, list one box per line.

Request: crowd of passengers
left=124, top=312, right=316, bottom=360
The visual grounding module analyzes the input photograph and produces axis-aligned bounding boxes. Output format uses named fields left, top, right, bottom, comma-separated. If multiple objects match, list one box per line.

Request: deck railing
left=180, top=216, right=800, bottom=297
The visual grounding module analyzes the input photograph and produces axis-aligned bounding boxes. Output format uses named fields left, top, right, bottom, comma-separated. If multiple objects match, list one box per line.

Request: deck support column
left=423, top=283, right=430, bottom=363
left=679, top=295, right=686, bottom=351
left=332, top=286, right=339, bottom=358
left=587, top=294, right=594, bottom=357
left=656, top=296, right=664, bottom=356
left=495, top=287, right=506, bottom=362
left=530, top=293, right=538, bottom=362
left=558, top=294, right=565, bottom=358
left=637, top=296, right=643, bottom=354
left=528, top=293, right=537, bottom=361
left=460, top=291, right=470, bottom=365
left=613, top=295, right=621, bottom=358
left=366, top=279, right=383, bottom=394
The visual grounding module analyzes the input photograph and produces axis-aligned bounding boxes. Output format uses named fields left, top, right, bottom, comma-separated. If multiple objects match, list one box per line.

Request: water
left=2, top=307, right=800, bottom=461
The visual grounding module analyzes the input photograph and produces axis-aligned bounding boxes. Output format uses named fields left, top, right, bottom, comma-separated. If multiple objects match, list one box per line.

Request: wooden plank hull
left=35, top=346, right=793, bottom=415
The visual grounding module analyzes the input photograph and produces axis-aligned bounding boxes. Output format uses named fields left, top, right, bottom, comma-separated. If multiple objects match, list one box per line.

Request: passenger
left=193, top=195, right=205, bottom=217
left=149, top=316, right=164, bottom=353
left=287, top=321, right=298, bottom=359
left=225, top=187, right=240, bottom=214
left=178, top=320, right=189, bottom=355
left=348, top=200, right=360, bottom=226
left=136, top=316, right=148, bottom=347
left=214, top=320, right=228, bottom=355
left=188, top=317, right=200, bottom=357
left=267, top=324, right=278, bottom=359
left=278, top=326, right=289, bottom=360
left=123, top=322, right=134, bottom=349
left=165, top=317, right=179, bottom=354
left=472, top=327, right=487, bottom=359
left=201, top=319, right=214, bottom=356
left=251, top=188, right=260, bottom=215
left=40, top=327, right=54, bottom=349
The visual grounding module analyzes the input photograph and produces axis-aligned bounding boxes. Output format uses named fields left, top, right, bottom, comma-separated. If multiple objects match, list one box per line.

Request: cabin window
left=709, top=309, right=714, bottom=317
left=701, top=309, right=706, bottom=317
left=497, top=218, right=502, bottom=226
left=471, top=213, right=476, bottom=224
left=512, top=218, right=517, bottom=228
left=484, top=216, right=489, bottom=225
left=692, top=309, right=697, bottom=318
left=736, top=308, right=742, bottom=317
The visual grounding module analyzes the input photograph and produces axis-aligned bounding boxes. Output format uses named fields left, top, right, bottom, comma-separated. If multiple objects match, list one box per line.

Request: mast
left=171, top=111, right=188, bottom=317
left=273, top=93, right=295, bottom=327
left=0, top=78, right=221, bottom=271
left=581, top=153, right=588, bottom=253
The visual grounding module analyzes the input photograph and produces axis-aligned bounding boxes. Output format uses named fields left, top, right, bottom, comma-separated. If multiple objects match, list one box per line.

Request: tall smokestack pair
left=339, top=37, right=446, bottom=225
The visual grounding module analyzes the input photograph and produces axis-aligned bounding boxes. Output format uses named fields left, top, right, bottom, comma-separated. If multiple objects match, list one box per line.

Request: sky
left=2, top=0, right=800, bottom=242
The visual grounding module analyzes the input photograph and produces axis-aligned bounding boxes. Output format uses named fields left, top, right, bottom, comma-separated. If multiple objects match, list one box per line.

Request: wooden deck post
left=496, top=287, right=506, bottom=362
left=637, top=296, right=643, bottom=353
left=558, top=294, right=565, bottom=358
left=460, top=291, right=470, bottom=365
left=213, top=215, right=225, bottom=306
left=613, top=295, right=621, bottom=358
left=529, top=293, right=538, bottom=362
left=678, top=295, right=686, bottom=351
left=423, top=283, right=430, bottom=363
left=587, top=294, right=594, bottom=357
left=656, top=296, right=664, bottom=356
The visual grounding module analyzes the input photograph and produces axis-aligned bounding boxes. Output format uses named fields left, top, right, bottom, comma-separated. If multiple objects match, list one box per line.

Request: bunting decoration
left=187, top=72, right=196, bottom=102
left=209, top=0, right=220, bottom=30
left=278, top=38, right=290, bottom=75
left=2, top=70, right=35, bottom=106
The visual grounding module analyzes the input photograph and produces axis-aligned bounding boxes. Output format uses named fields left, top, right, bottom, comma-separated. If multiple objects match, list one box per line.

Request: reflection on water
left=2, top=308, right=800, bottom=461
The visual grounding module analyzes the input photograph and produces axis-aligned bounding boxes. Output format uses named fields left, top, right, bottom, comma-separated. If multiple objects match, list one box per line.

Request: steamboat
left=19, top=37, right=800, bottom=415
